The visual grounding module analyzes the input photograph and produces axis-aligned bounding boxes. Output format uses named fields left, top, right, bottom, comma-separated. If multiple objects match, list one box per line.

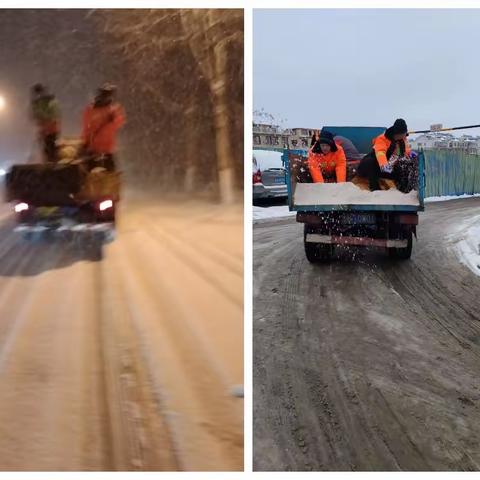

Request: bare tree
left=178, top=9, right=244, bottom=204
left=96, top=9, right=243, bottom=202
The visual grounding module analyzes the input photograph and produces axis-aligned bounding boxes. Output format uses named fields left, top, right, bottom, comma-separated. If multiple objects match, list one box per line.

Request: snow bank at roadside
left=456, top=217, right=480, bottom=277
left=425, top=193, right=480, bottom=203
left=253, top=205, right=296, bottom=221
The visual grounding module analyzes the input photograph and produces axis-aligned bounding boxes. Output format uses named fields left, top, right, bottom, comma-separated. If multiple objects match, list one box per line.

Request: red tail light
left=253, top=170, right=262, bottom=184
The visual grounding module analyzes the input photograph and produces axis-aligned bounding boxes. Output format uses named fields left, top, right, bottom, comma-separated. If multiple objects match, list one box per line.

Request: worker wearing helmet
left=308, top=130, right=347, bottom=183
left=81, top=83, right=125, bottom=171
left=357, top=118, right=411, bottom=191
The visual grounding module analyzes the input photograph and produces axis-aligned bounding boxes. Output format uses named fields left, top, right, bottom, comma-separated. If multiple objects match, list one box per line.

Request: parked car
left=253, top=150, right=288, bottom=202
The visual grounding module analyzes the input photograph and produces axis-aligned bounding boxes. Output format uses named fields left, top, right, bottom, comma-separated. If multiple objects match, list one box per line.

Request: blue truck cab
left=282, top=126, right=425, bottom=262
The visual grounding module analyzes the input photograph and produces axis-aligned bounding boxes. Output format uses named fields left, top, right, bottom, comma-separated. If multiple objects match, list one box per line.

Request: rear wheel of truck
left=304, top=225, right=333, bottom=263
left=389, top=230, right=412, bottom=260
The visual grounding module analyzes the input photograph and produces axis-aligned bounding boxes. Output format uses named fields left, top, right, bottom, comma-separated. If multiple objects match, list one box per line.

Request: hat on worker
left=32, top=83, right=46, bottom=94
left=318, top=130, right=338, bottom=152
left=97, top=83, right=117, bottom=96
left=392, top=118, right=408, bottom=135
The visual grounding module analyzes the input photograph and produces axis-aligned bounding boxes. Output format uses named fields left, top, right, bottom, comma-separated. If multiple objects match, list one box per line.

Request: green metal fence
left=424, top=149, right=480, bottom=197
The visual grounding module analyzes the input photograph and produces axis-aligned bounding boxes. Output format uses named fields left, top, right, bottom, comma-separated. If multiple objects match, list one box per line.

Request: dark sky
left=0, top=10, right=104, bottom=163
left=254, top=9, right=480, bottom=136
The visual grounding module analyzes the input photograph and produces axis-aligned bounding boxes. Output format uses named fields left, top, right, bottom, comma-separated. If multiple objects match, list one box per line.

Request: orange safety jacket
left=308, top=143, right=347, bottom=183
left=82, top=102, right=125, bottom=155
left=373, top=133, right=411, bottom=167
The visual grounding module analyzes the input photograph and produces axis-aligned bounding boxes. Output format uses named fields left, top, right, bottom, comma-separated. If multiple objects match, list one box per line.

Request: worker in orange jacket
left=357, top=118, right=411, bottom=191
left=81, top=83, right=125, bottom=171
left=308, top=130, right=347, bottom=183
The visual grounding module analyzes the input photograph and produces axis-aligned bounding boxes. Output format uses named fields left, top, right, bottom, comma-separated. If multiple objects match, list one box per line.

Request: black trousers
left=357, top=152, right=397, bottom=191
left=43, top=133, right=58, bottom=163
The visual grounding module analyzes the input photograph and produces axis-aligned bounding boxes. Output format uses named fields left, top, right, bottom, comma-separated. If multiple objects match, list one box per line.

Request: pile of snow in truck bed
left=294, top=182, right=420, bottom=206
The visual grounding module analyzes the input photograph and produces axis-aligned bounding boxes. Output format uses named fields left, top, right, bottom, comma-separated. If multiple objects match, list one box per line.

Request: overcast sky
left=254, top=9, right=480, bottom=135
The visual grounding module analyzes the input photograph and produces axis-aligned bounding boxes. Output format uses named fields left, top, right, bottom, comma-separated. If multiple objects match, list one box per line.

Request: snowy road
left=254, top=198, right=480, bottom=471
left=0, top=195, right=243, bottom=471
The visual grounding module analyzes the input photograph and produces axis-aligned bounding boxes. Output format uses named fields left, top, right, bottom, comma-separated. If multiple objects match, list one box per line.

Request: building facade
left=253, top=123, right=314, bottom=151
left=409, top=133, right=480, bottom=154
left=254, top=123, right=480, bottom=154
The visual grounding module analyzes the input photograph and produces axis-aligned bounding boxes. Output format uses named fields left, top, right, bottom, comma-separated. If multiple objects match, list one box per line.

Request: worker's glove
left=381, top=163, right=393, bottom=173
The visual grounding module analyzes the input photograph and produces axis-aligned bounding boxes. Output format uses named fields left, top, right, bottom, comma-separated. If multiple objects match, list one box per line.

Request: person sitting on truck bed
left=357, top=118, right=411, bottom=191
left=307, top=130, right=347, bottom=183
left=81, top=83, right=125, bottom=172
left=30, top=84, right=61, bottom=163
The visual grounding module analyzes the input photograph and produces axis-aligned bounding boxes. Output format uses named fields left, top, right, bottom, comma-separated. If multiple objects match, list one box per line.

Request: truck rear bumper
left=14, top=222, right=114, bottom=233
left=305, top=233, right=408, bottom=248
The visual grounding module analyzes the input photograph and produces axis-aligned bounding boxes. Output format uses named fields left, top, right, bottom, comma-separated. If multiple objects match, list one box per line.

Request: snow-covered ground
left=455, top=215, right=480, bottom=277
left=253, top=205, right=295, bottom=220
left=425, top=193, right=480, bottom=203
left=0, top=196, right=243, bottom=471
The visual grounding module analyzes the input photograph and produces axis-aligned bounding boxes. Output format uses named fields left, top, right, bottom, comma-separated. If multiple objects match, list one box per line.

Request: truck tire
left=304, top=225, right=333, bottom=263
left=389, top=230, right=412, bottom=260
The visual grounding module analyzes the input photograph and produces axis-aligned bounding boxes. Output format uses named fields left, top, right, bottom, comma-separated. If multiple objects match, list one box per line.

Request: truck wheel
left=389, top=231, right=412, bottom=260
left=304, top=225, right=333, bottom=263
left=305, top=242, right=333, bottom=263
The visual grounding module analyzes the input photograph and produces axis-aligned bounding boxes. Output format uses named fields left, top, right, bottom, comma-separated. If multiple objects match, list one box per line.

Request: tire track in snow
left=111, top=230, right=243, bottom=471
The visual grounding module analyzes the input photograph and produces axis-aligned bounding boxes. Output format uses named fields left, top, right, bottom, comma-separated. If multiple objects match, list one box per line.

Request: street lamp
left=0, top=96, right=5, bottom=110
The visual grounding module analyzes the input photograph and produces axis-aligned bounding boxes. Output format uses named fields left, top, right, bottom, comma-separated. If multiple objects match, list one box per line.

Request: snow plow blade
left=14, top=222, right=116, bottom=243
left=14, top=223, right=114, bottom=233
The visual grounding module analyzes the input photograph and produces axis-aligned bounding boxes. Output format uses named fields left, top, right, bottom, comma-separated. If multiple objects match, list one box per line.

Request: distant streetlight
left=0, top=96, right=5, bottom=111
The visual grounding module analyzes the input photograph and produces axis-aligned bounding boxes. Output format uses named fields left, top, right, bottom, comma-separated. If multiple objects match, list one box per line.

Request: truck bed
left=293, top=182, right=422, bottom=212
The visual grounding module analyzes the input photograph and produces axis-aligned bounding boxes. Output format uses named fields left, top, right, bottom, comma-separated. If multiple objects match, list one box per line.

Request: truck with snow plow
left=5, top=139, right=120, bottom=241
left=283, top=126, right=425, bottom=262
